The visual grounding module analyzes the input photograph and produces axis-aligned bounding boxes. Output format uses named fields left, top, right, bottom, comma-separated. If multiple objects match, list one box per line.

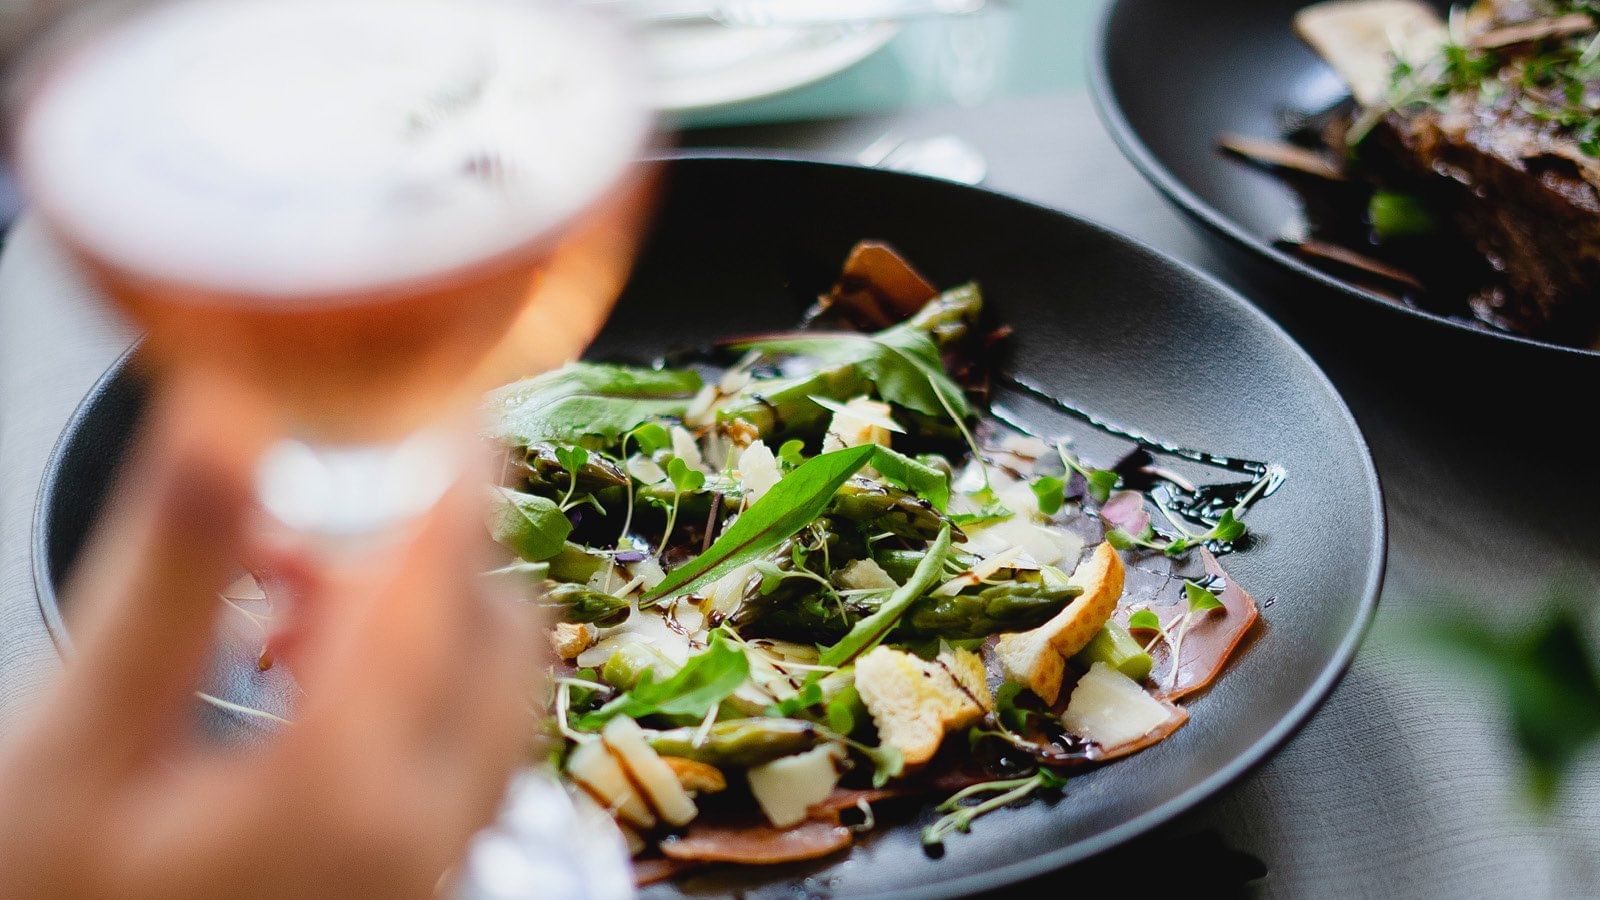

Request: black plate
left=33, top=156, right=1385, bottom=898
left=1091, top=0, right=1600, bottom=360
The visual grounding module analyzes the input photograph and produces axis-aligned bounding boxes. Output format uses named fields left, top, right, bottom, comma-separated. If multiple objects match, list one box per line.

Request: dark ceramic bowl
left=34, top=155, right=1385, bottom=897
left=1091, top=0, right=1600, bottom=361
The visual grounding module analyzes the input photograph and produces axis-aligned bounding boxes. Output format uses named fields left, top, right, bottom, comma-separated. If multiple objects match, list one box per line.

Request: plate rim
left=1087, top=0, right=1600, bottom=361
left=28, top=153, right=1388, bottom=897
left=655, top=23, right=899, bottom=115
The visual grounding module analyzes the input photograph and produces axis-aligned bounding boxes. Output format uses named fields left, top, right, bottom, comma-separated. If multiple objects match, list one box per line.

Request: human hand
left=0, top=380, right=537, bottom=899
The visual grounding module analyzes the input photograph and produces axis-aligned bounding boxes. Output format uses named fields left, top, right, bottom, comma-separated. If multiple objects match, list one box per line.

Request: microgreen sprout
left=921, top=769, right=1067, bottom=849
left=656, top=456, right=706, bottom=556
left=554, top=445, right=588, bottom=510
left=1030, top=474, right=1066, bottom=516
left=1104, top=464, right=1275, bottom=556
left=1130, top=582, right=1227, bottom=690
left=778, top=438, right=807, bottom=469
left=1056, top=442, right=1119, bottom=504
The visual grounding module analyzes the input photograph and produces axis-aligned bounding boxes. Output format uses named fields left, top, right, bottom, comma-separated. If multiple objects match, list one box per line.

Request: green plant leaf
left=1208, top=509, right=1247, bottom=543
left=753, top=559, right=788, bottom=595
left=577, top=630, right=749, bottom=728
left=488, top=488, right=572, bottom=561
left=1185, top=581, right=1224, bottom=613
left=871, top=446, right=951, bottom=512
left=994, top=681, right=1044, bottom=734
left=1127, top=609, right=1163, bottom=632
left=487, top=363, right=702, bottom=448
left=730, top=330, right=971, bottom=421
left=667, top=456, right=705, bottom=493
left=629, top=421, right=671, bottom=455
left=643, top=445, right=877, bottom=601
left=1085, top=469, right=1119, bottom=505
left=1413, top=596, right=1600, bottom=809
left=554, top=445, right=588, bottom=477
left=767, top=681, right=824, bottom=717
left=1030, top=475, right=1066, bottom=516
left=818, top=525, right=952, bottom=669
left=778, top=439, right=807, bottom=469
left=951, top=487, right=1012, bottom=527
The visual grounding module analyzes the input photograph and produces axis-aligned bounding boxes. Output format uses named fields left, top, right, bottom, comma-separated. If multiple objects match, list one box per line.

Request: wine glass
left=12, top=0, right=655, bottom=535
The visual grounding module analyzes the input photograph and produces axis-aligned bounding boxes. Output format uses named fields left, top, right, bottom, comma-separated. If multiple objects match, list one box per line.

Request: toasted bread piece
left=1044, top=542, right=1126, bottom=658
left=856, top=645, right=991, bottom=766
left=993, top=628, right=1066, bottom=703
left=993, top=542, right=1125, bottom=702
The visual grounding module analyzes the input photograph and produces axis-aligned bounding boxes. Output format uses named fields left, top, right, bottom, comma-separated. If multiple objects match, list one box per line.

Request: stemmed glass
left=10, top=0, right=654, bottom=893
left=12, top=0, right=654, bottom=536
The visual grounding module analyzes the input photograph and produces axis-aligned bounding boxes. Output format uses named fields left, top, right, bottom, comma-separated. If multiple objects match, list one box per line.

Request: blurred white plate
left=645, top=21, right=898, bottom=113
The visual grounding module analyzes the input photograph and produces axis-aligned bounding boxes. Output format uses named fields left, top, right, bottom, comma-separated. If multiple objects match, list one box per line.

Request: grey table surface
left=3, top=90, right=1598, bottom=898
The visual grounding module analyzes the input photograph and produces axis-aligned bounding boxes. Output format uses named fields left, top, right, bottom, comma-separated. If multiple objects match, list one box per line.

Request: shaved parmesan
left=737, top=440, right=782, bottom=503
left=602, top=716, right=698, bottom=827
left=626, top=455, right=667, bottom=485
left=624, top=555, right=667, bottom=592
left=747, top=745, right=845, bottom=829
left=933, top=545, right=1026, bottom=597
left=566, top=738, right=655, bottom=829
left=834, top=558, right=899, bottom=591
left=704, top=562, right=758, bottom=618
left=670, top=425, right=704, bottom=471
left=964, top=517, right=1083, bottom=567
left=1062, top=662, right=1174, bottom=749
left=817, top=395, right=903, bottom=454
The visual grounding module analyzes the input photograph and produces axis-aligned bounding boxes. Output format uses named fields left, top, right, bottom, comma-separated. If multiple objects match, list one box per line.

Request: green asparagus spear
left=1073, top=621, right=1154, bottom=682
left=643, top=719, right=821, bottom=767
left=829, top=478, right=958, bottom=541
left=523, top=444, right=628, bottom=494
left=537, top=581, right=631, bottom=628
left=875, top=547, right=977, bottom=584
left=744, top=577, right=1082, bottom=643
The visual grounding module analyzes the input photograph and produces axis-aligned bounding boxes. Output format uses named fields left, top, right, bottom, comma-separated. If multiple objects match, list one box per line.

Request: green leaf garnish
left=577, top=629, right=749, bottom=728
left=817, top=524, right=952, bottom=669
left=488, top=362, right=702, bottom=447
left=767, top=681, right=824, bottom=717
left=778, top=439, right=807, bottom=469
left=629, top=421, right=671, bottom=455
left=1185, top=581, right=1225, bottom=613
left=666, top=456, right=705, bottom=493
left=950, top=485, right=1012, bottom=527
left=1369, top=191, right=1438, bottom=240
left=643, top=445, right=877, bottom=602
left=921, top=769, right=1067, bottom=848
left=1207, top=509, right=1247, bottom=543
left=1056, top=443, right=1118, bottom=504
left=871, top=445, right=951, bottom=512
left=753, top=559, right=788, bottom=596
left=994, top=681, right=1044, bottom=734
left=730, top=329, right=971, bottom=421
left=488, top=487, right=572, bottom=561
left=1030, top=475, right=1066, bottom=516
left=1127, top=608, right=1163, bottom=632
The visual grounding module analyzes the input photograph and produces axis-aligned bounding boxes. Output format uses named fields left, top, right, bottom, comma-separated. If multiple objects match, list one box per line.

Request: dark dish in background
left=33, top=157, right=1384, bottom=898
left=1226, top=0, right=1600, bottom=347
left=1092, top=0, right=1600, bottom=357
